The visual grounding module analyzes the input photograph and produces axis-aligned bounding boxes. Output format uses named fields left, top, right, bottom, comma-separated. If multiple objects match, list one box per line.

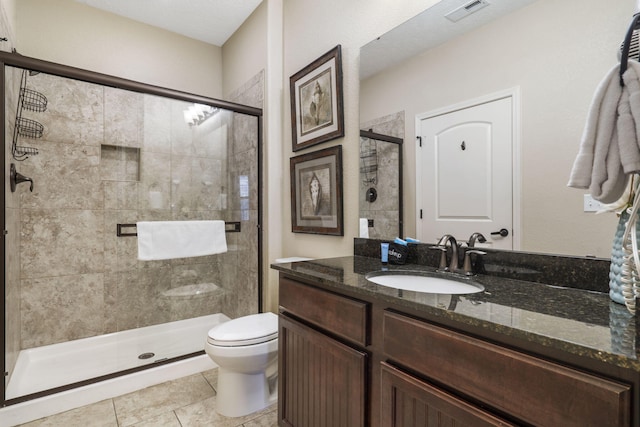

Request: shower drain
left=138, top=352, right=155, bottom=360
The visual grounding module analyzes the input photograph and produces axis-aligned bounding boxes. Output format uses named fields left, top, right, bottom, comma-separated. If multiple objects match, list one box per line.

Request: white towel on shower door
left=136, top=220, right=227, bottom=261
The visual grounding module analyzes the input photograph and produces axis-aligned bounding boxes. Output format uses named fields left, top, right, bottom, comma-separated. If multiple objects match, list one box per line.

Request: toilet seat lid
left=207, top=312, right=278, bottom=346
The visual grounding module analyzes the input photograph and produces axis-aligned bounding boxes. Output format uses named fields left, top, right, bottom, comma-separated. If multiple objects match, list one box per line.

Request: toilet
left=205, top=312, right=278, bottom=418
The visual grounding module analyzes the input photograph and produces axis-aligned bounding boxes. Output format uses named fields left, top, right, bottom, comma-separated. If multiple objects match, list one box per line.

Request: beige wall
left=0, top=0, right=15, bottom=51
left=280, top=0, right=438, bottom=261
left=361, top=0, right=632, bottom=258
left=222, top=2, right=268, bottom=99
left=15, top=0, right=223, bottom=98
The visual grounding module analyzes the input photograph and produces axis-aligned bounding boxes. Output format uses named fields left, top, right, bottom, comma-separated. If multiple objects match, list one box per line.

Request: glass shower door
left=2, top=60, right=262, bottom=403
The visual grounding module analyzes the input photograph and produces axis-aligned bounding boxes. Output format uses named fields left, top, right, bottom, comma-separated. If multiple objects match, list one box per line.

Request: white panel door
left=418, top=97, right=513, bottom=249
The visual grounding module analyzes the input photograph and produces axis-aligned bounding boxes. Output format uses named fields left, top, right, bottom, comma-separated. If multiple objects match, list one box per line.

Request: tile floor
left=16, top=369, right=277, bottom=427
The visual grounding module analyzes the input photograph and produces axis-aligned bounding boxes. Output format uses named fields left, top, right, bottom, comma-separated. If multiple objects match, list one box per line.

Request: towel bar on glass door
left=116, top=221, right=241, bottom=237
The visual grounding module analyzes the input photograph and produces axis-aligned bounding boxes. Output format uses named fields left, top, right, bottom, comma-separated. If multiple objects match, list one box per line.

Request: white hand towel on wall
left=137, top=220, right=227, bottom=261
left=568, top=61, right=640, bottom=203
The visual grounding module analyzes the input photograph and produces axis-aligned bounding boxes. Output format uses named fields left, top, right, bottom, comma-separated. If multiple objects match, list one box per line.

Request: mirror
left=359, top=129, right=403, bottom=239
left=359, top=0, right=634, bottom=257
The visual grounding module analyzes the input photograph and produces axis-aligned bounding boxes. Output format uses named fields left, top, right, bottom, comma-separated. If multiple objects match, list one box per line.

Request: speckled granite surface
left=353, top=238, right=612, bottom=292
left=272, top=249, right=640, bottom=374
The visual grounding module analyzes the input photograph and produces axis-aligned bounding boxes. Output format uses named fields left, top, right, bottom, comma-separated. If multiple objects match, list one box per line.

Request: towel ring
left=620, top=13, right=640, bottom=86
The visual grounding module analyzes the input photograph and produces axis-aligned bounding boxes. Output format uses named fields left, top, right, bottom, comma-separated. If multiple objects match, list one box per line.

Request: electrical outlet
left=583, top=194, right=604, bottom=212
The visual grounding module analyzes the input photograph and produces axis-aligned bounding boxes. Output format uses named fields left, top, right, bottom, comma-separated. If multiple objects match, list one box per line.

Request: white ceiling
left=74, top=0, right=263, bottom=46
left=360, top=0, right=539, bottom=80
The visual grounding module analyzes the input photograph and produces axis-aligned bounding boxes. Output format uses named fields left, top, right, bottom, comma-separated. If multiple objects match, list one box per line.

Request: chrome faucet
left=463, top=249, right=486, bottom=276
left=467, top=232, right=486, bottom=248
left=436, top=234, right=459, bottom=272
left=463, top=233, right=487, bottom=275
left=430, top=233, right=487, bottom=275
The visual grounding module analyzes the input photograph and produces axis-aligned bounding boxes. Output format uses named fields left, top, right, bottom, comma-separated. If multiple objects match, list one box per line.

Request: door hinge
left=416, top=136, right=422, bottom=147
left=3, top=230, right=7, bottom=235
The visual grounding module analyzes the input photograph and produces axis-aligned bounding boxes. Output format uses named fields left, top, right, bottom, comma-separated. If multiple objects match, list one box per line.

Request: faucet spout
left=437, top=234, right=459, bottom=272
left=467, top=232, right=487, bottom=248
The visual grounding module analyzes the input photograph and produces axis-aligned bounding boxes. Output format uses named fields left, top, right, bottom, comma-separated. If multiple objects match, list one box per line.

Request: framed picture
left=290, top=45, right=344, bottom=152
left=290, top=145, right=343, bottom=235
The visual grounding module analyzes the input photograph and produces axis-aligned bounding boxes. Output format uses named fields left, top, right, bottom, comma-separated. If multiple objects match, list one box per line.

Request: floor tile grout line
left=174, top=410, right=184, bottom=427
left=201, top=371, right=218, bottom=393
left=110, top=398, right=122, bottom=427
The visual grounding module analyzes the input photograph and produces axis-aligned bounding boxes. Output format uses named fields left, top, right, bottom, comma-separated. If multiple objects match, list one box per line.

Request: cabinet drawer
left=383, top=311, right=631, bottom=427
left=279, top=276, right=369, bottom=346
left=381, top=362, right=516, bottom=427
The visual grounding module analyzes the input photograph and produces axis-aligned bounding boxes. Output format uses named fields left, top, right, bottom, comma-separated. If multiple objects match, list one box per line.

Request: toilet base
left=215, top=367, right=277, bottom=418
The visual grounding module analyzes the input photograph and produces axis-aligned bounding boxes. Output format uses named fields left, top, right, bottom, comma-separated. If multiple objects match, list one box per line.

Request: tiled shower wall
left=360, top=111, right=404, bottom=239
left=7, top=67, right=262, bottom=350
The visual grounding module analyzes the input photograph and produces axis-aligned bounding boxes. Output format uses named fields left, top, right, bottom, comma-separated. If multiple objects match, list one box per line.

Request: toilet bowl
left=205, top=312, right=278, bottom=418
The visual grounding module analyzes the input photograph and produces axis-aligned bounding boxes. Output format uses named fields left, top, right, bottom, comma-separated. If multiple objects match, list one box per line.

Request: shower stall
left=1, top=53, right=263, bottom=406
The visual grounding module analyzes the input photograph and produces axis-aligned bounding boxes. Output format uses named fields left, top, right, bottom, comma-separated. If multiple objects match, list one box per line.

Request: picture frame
left=290, top=145, right=343, bottom=235
left=290, top=45, right=344, bottom=152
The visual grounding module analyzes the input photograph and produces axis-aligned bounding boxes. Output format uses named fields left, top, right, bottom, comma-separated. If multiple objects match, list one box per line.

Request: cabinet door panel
left=381, top=363, right=516, bottom=427
left=279, top=314, right=367, bottom=427
left=383, top=311, right=631, bottom=427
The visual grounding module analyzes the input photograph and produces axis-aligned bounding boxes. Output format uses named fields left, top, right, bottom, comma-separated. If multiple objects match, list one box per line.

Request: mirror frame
left=359, top=129, right=403, bottom=239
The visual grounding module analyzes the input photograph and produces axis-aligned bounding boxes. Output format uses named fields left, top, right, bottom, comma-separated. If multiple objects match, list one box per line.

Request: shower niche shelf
left=12, top=69, right=47, bottom=160
left=100, top=144, right=141, bottom=182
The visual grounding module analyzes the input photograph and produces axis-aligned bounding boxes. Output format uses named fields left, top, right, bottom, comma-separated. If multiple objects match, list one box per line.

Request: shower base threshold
left=5, top=313, right=230, bottom=400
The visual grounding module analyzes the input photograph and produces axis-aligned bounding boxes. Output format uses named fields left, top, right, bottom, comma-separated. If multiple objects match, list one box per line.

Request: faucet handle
left=10, top=163, right=34, bottom=193
left=463, top=249, right=486, bottom=276
left=429, top=245, right=448, bottom=271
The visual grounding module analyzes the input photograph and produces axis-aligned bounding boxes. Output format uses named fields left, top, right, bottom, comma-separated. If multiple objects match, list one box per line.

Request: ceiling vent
left=445, top=0, right=491, bottom=23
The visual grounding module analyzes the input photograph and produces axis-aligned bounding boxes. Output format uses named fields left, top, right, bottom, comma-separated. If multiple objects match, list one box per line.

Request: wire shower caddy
left=360, top=136, right=378, bottom=185
left=12, top=69, right=46, bottom=160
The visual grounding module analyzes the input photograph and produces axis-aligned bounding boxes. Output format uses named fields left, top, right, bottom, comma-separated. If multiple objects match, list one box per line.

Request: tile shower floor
left=16, top=369, right=277, bottom=427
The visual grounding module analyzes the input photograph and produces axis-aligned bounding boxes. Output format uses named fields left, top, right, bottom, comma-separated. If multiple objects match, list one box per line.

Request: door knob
left=491, top=228, right=509, bottom=237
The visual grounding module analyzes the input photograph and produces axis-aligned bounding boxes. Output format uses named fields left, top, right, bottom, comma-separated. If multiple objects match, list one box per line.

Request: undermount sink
left=365, top=271, right=484, bottom=294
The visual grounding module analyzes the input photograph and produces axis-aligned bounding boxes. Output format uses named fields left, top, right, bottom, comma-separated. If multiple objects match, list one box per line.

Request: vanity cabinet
left=278, top=274, right=634, bottom=427
left=278, top=277, right=369, bottom=426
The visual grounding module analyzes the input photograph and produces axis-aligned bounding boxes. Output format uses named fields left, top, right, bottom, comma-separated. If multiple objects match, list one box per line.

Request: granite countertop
left=272, top=255, right=640, bottom=373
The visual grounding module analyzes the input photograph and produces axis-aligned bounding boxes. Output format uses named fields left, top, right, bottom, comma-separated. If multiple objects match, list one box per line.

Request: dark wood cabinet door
left=279, top=314, right=367, bottom=427
left=380, top=363, right=516, bottom=427
left=383, top=311, right=632, bottom=427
